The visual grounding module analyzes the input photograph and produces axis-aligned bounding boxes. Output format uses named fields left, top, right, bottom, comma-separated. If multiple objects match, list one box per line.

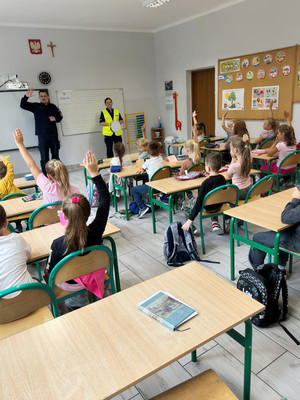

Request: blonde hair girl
left=45, top=150, right=110, bottom=299
left=254, top=100, right=279, bottom=145
left=227, top=137, right=252, bottom=200
left=179, top=140, right=201, bottom=175
left=13, top=129, right=79, bottom=204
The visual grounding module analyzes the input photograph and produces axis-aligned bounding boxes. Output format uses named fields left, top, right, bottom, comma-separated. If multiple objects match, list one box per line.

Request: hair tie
left=54, top=161, right=59, bottom=167
left=244, top=145, right=247, bottom=148
left=72, top=196, right=80, bottom=204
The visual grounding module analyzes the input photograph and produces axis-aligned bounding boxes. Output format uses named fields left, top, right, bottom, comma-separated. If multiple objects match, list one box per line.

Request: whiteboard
left=0, top=90, right=38, bottom=151
left=56, top=89, right=126, bottom=136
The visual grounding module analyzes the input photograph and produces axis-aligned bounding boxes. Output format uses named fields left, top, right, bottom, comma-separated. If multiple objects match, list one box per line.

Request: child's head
left=0, top=162, right=7, bottom=180
left=205, top=152, right=222, bottom=174
left=45, top=160, right=70, bottom=198
left=184, top=140, right=201, bottom=164
left=263, top=117, right=278, bottom=133
left=193, top=123, right=206, bottom=136
left=136, top=138, right=149, bottom=154
left=227, top=119, right=235, bottom=131
left=62, top=194, right=91, bottom=253
left=230, top=138, right=251, bottom=177
left=233, top=120, right=249, bottom=138
left=0, top=205, right=7, bottom=232
left=148, top=141, right=160, bottom=157
left=277, top=124, right=296, bottom=147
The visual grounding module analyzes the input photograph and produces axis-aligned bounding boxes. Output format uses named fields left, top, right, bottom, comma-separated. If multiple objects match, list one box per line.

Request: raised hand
left=83, top=150, right=98, bottom=178
left=26, top=88, right=34, bottom=98
left=13, top=129, right=24, bottom=146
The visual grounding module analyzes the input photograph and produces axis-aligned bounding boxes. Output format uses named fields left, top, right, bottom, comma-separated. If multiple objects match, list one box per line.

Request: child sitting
left=136, top=137, right=149, bottom=160
left=192, top=110, right=206, bottom=143
left=249, top=186, right=300, bottom=271
left=182, top=152, right=226, bottom=234
left=109, top=142, right=132, bottom=194
left=131, top=141, right=164, bottom=219
left=221, top=111, right=235, bottom=139
left=13, top=129, right=79, bottom=204
left=0, top=205, right=32, bottom=297
left=227, top=136, right=252, bottom=200
left=254, top=100, right=278, bottom=146
left=179, top=140, right=201, bottom=176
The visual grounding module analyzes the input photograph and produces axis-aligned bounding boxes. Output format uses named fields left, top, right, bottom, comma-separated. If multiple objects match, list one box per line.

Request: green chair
left=148, top=166, right=173, bottom=234
left=187, top=162, right=205, bottom=173
left=0, top=192, right=29, bottom=229
left=0, top=192, right=25, bottom=201
left=27, top=201, right=62, bottom=280
left=0, top=282, right=58, bottom=339
left=260, top=150, right=300, bottom=192
left=198, top=184, right=239, bottom=254
left=48, top=244, right=116, bottom=305
left=238, top=175, right=275, bottom=240
left=254, top=138, right=276, bottom=168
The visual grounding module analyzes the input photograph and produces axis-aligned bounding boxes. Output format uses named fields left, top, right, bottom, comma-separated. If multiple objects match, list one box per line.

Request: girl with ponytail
left=46, top=150, right=110, bottom=300
left=179, top=140, right=201, bottom=175
left=108, top=142, right=132, bottom=193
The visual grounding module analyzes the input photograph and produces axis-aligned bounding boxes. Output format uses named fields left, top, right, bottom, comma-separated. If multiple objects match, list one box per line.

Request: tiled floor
left=29, top=167, right=299, bottom=400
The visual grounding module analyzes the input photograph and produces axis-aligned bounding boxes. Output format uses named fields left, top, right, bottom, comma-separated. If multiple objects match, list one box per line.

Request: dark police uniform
left=99, top=108, right=123, bottom=158
left=20, top=95, right=63, bottom=174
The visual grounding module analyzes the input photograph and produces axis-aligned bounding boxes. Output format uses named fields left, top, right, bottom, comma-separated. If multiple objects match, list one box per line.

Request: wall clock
left=38, top=71, right=51, bottom=85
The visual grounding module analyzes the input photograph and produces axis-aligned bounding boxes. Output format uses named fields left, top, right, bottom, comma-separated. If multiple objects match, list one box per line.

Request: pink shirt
left=260, top=130, right=274, bottom=140
left=276, top=142, right=296, bottom=169
left=37, top=173, right=79, bottom=204
left=227, top=161, right=251, bottom=190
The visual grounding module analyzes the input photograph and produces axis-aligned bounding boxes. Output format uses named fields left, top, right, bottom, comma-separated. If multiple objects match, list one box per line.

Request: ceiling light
left=142, top=0, right=170, bottom=8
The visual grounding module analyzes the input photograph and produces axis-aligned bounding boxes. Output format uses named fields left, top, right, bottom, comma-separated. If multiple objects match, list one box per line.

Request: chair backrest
left=0, top=192, right=25, bottom=202
left=198, top=139, right=210, bottom=149
left=187, top=162, right=205, bottom=173
left=278, top=150, right=300, bottom=169
left=48, top=245, right=116, bottom=293
left=203, top=184, right=239, bottom=207
left=245, top=175, right=275, bottom=203
left=259, top=138, right=275, bottom=149
left=0, top=282, right=58, bottom=323
left=28, top=202, right=62, bottom=230
left=150, top=166, right=172, bottom=182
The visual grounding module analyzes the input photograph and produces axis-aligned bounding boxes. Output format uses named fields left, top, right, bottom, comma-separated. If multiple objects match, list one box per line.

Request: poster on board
left=251, top=86, right=279, bottom=110
left=222, top=88, right=244, bottom=111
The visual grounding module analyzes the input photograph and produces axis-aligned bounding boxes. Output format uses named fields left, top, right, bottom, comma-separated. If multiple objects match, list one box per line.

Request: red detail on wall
left=173, top=91, right=182, bottom=131
left=28, top=39, right=42, bottom=55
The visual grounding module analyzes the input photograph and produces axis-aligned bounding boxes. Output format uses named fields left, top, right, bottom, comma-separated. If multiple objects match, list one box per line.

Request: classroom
left=1, top=1, right=300, bottom=399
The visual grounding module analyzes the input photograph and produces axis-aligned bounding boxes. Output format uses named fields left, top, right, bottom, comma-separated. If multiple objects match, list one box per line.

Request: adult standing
left=99, top=97, right=123, bottom=158
left=20, top=89, right=63, bottom=174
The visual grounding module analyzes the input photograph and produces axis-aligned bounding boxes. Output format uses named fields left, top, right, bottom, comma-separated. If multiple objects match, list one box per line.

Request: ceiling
left=0, top=0, right=244, bottom=33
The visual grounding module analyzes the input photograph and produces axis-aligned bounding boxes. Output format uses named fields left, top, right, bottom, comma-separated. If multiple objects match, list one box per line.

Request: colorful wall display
left=220, top=58, right=240, bottom=73
left=252, top=86, right=279, bottom=110
left=222, top=89, right=244, bottom=111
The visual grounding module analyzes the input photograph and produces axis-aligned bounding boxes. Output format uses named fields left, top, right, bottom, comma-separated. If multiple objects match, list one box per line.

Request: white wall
left=153, top=0, right=300, bottom=141
left=0, top=27, right=157, bottom=173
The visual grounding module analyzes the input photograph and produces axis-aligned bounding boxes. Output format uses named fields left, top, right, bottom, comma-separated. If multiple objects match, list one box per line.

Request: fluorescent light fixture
left=142, top=0, right=170, bottom=8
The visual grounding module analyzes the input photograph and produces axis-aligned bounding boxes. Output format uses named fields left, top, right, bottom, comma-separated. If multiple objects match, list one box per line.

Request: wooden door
left=191, top=68, right=215, bottom=136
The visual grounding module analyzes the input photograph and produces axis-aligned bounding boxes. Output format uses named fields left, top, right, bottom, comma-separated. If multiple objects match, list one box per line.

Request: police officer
left=99, top=97, right=123, bottom=158
left=20, top=88, right=63, bottom=174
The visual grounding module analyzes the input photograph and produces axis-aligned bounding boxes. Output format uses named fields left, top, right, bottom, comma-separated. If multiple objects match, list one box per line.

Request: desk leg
left=112, top=175, right=118, bottom=213
left=191, top=350, right=197, bottom=362
left=243, top=320, right=252, bottom=400
left=230, top=217, right=236, bottom=281
left=169, top=195, right=174, bottom=224
left=274, top=232, right=281, bottom=265
left=104, top=236, right=121, bottom=292
left=150, top=195, right=157, bottom=234
left=123, top=178, right=129, bottom=221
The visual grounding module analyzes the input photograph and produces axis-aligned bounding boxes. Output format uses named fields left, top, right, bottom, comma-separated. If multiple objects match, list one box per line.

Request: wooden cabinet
left=151, top=128, right=164, bottom=154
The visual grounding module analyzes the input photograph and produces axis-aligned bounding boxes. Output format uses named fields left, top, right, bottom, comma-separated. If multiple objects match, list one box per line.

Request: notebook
left=138, top=291, right=198, bottom=331
left=174, top=171, right=205, bottom=180
left=22, top=192, right=43, bottom=202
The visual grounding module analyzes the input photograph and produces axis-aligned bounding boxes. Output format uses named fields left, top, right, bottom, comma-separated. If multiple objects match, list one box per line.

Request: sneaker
left=212, top=221, right=222, bottom=234
left=137, top=205, right=150, bottom=219
left=192, top=225, right=198, bottom=234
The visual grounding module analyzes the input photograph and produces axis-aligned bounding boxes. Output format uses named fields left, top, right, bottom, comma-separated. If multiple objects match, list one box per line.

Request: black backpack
left=163, top=222, right=200, bottom=267
left=237, top=264, right=299, bottom=344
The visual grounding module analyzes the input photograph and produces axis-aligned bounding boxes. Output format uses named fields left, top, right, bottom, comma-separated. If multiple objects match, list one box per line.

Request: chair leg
left=151, top=198, right=156, bottom=234
left=236, top=219, right=240, bottom=247
left=244, top=221, right=249, bottom=239
left=199, top=215, right=206, bottom=254
left=35, top=261, right=43, bottom=281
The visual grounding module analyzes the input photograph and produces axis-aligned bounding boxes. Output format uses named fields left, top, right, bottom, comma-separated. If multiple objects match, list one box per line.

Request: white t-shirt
left=0, top=233, right=32, bottom=298
left=142, top=156, right=164, bottom=180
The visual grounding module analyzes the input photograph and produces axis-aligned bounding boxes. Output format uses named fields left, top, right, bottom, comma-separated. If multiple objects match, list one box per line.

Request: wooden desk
left=0, top=262, right=264, bottom=400
left=146, top=169, right=260, bottom=233
left=82, top=153, right=139, bottom=186
left=14, top=177, right=38, bottom=192
left=1, top=197, right=43, bottom=219
left=20, top=222, right=122, bottom=291
left=224, top=188, right=293, bottom=280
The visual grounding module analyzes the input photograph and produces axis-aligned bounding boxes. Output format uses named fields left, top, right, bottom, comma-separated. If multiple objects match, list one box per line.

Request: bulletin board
left=293, top=45, right=300, bottom=102
left=218, top=45, right=296, bottom=120
left=56, top=88, right=125, bottom=136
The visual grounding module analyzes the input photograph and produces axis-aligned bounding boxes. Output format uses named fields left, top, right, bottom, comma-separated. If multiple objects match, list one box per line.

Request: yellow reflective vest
left=102, top=109, right=122, bottom=136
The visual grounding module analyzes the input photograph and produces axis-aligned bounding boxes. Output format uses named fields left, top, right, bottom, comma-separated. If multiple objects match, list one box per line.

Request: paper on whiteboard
left=58, top=93, right=72, bottom=104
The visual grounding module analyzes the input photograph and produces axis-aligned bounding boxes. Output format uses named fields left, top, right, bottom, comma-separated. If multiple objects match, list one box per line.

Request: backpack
left=237, top=264, right=287, bottom=328
left=163, top=222, right=200, bottom=267
left=86, top=182, right=99, bottom=208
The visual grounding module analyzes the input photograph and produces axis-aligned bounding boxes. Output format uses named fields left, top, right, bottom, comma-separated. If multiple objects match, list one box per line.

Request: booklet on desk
left=138, top=291, right=198, bottom=331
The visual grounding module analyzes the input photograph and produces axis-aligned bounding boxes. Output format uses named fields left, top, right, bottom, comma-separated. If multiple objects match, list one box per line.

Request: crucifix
left=47, top=41, right=56, bottom=57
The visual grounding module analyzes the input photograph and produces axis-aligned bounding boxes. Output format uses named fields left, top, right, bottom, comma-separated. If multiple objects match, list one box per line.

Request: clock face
left=38, top=71, right=51, bottom=85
